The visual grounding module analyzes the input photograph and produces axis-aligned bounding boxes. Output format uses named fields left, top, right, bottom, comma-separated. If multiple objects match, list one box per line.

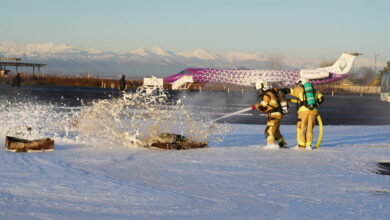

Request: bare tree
left=361, top=67, right=375, bottom=85
left=319, top=60, right=335, bottom=68
left=266, top=55, right=284, bottom=70
left=349, top=66, right=374, bottom=85
left=379, top=61, right=390, bottom=76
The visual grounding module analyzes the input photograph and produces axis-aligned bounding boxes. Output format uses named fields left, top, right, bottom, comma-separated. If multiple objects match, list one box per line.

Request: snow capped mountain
left=131, top=48, right=152, bottom=57
left=0, top=41, right=266, bottom=63
left=0, top=41, right=265, bottom=65
left=0, top=41, right=96, bottom=56
left=178, top=48, right=222, bottom=60
left=130, top=47, right=175, bottom=57
left=223, top=51, right=266, bottom=62
left=0, top=41, right=112, bottom=62
left=3, top=40, right=370, bottom=76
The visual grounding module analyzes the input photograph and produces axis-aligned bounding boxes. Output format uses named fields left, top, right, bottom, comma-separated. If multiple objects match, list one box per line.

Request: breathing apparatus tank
left=276, top=89, right=289, bottom=114
left=303, top=81, right=316, bottom=109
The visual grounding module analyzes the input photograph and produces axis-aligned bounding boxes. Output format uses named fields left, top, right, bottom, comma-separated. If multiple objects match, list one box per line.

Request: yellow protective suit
left=289, top=86, right=324, bottom=148
left=254, top=89, right=286, bottom=146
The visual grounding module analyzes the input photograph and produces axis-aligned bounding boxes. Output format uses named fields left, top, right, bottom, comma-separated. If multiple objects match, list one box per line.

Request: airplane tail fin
left=316, top=52, right=362, bottom=74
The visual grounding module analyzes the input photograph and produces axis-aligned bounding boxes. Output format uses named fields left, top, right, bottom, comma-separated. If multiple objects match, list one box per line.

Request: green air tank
left=304, top=82, right=316, bottom=107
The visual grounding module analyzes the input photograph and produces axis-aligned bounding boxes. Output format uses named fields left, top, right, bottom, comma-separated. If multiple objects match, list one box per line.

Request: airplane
left=164, top=52, right=361, bottom=87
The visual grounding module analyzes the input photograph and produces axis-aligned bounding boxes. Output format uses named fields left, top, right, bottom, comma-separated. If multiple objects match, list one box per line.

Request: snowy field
left=1, top=124, right=390, bottom=219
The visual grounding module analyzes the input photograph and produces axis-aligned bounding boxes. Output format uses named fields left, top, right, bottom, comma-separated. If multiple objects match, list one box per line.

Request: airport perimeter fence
left=316, top=85, right=381, bottom=95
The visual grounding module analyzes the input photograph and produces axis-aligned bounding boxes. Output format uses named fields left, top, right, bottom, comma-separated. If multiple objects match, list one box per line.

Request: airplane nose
left=164, top=74, right=182, bottom=83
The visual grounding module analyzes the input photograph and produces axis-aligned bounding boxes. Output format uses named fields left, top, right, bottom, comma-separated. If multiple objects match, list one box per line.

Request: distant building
left=0, top=57, right=46, bottom=78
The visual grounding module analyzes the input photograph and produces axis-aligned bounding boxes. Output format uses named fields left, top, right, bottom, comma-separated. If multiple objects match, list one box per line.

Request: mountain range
left=0, top=41, right=373, bottom=78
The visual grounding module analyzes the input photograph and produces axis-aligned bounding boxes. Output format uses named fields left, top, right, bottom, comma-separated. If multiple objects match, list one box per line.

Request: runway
left=1, top=85, right=389, bottom=125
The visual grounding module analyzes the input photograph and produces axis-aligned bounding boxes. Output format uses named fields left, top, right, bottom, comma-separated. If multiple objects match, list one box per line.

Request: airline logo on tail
left=339, top=60, right=347, bottom=72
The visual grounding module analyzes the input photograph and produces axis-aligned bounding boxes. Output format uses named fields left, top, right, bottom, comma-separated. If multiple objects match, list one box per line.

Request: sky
left=1, top=0, right=389, bottom=62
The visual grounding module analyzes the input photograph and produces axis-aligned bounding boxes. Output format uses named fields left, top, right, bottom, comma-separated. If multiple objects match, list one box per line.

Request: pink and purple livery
left=164, top=52, right=361, bottom=87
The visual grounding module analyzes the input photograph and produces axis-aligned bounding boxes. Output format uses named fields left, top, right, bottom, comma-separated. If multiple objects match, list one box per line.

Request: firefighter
left=252, top=81, right=288, bottom=148
left=287, top=79, right=324, bottom=150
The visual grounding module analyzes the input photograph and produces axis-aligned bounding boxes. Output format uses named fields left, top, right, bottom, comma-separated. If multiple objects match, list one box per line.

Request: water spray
left=0, top=87, right=229, bottom=149
left=212, top=106, right=253, bottom=123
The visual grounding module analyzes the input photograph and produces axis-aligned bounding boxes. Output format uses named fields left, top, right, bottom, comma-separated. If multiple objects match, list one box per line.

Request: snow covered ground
left=1, top=124, right=390, bottom=219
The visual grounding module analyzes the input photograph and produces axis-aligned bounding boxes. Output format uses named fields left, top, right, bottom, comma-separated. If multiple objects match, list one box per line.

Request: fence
left=316, top=85, right=381, bottom=95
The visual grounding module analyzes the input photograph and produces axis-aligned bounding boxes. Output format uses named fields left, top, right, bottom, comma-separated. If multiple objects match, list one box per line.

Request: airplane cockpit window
left=179, top=70, right=190, bottom=75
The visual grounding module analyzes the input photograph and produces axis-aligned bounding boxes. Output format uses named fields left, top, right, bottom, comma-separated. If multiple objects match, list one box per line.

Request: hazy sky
left=1, top=0, right=389, bottom=61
